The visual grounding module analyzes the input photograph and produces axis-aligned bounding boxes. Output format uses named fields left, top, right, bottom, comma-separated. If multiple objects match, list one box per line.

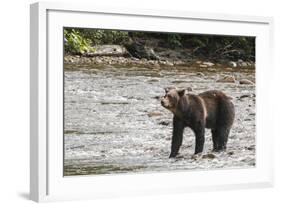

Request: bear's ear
left=178, top=89, right=186, bottom=97
left=164, top=86, right=176, bottom=93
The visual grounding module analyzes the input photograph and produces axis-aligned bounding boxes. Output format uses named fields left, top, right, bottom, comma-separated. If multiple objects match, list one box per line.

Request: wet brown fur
left=161, top=88, right=235, bottom=157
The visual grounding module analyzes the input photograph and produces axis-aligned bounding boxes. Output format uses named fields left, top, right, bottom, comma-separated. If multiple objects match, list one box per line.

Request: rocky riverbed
left=63, top=62, right=255, bottom=176
left=64, top=54, right=255, bottom=70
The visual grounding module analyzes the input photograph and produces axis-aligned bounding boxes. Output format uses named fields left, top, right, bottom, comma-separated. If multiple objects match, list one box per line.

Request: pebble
left=202, top=62, right=215, bottom=67
left=196, top=72, right=205, bottom=77
left=224, top=67, right=233, bottom=71
left=228, top=61, right=237, bottom=67
left=202, top=153, right=216, bottom=159
left=237, top=59, right=249, bottom=67
left=199, top=64, right=208, bottom=68
left=246, top=145, right=255, bottom=151
left=227, top=151, right=234, bottom=156
left=172, top=80, right=188, bottom=83
left=153, top=96, right=161, bottom=100
left=147, top=112, right=163, bottom=117
left=166, top=61, right=174, bottom=66
left=159, top=121, right=170, bottom=126
left=208, top=68, right=217, bottom=72
left=239, top=79, right=254, bottom=85
left=147, top=78, right=159, bottom=83
left=216, top=75, right=236, bottom=83
left=239, top=94, right=251, bottom=99
left=131, top=57, right=139, bottom=61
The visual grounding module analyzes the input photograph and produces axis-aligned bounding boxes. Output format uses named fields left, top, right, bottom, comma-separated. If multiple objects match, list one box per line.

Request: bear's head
left=161, top=87, right=186, bottom=113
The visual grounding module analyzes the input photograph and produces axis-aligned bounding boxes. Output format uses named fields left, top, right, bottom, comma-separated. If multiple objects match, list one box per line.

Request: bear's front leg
left=193, top=124, right=205, bottom=154
left=169, top=116, right=185, bottom=158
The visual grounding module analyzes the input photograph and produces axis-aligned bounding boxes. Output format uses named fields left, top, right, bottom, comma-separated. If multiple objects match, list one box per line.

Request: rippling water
left=64, top=64, right=255, bottom=176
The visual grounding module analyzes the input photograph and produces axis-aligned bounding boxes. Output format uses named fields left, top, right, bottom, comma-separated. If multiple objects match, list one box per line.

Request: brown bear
left=161, top=87, right=235, bottom=158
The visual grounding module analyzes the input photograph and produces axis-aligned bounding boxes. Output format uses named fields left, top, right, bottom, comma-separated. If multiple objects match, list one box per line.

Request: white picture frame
left=30, top=1, right=274, bottom=202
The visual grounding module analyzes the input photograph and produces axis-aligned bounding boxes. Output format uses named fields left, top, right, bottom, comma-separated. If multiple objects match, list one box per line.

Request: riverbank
left=64, top=54, right=255, bottom=70
left=64, top=44, right=255, bottom=69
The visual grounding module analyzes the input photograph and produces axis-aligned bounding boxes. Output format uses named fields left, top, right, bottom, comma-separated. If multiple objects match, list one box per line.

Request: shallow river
left=64, top=63, right=255, bottom=176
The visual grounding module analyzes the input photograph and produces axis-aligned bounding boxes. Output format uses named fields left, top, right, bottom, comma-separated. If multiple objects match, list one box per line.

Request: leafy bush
left=166, top=34, right=182, bottom=48
left=182, top=35, right=255, bottom=60
left=64, top=28, right=255, bottom=61
left=77, top=29, right=130, bottom=45
left=64, top=29, right=94, bottom=54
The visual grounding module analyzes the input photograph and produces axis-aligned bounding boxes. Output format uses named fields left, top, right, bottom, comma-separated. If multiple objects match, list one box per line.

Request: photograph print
left=63, top=28, right=255, bottom=176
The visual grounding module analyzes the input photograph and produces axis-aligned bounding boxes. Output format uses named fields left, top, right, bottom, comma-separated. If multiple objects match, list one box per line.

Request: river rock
left=84, top=45, right=128, bottom=57
left=237, top=59, right=249, bottom=67
left=147, top=78, right=159, bottom=83
left=224, top=67, right=233, bottom=71
left=228, top=61, right=237, bottom=68
left=172, top=80, right=188, bottom=83
left=239, top=94, right=252, bottom=99
left=202, top=153, right=216, bottom=159
left=199, top=64, right=208, bottom=68
left=202, top=61, right=215, bottom=67
left=125, top=41, right=160, bottom=60
left=246, top=145, right=255, bottom=151
left=159, top=121, right=170, bottom=126
left=148, top=60, right=157, bottom=65
left=227, top=151, right=234, bottom=156
left=173, top=60, right=184, bottom=65
left=130, top=57, right=139, bottom=61
left=208, top=68, right=217, bottom=72
left=191, top=153, right=203, bottom=160
left=216, top=75, right=236, bottom=83
left=239, top=79, right=254, bottom=85
left=166, top=61, right=174, bottom=66
left=237, top=59, right=244, bottom=65
left=196, top=72, right=205, bottom=77
left=148, top=112, right=163, bottom=117
left=95, top=58, right=102, bottom=64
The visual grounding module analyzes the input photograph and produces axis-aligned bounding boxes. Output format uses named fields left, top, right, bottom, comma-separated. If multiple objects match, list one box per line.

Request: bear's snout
left=161, top=97, right=171, bottom=109
left=160, top=97, right=166, bottom=107
left=160, top=98, right=164, bottom=105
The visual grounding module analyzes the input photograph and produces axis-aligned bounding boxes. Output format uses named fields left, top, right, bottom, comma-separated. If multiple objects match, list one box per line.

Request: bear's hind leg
left=211, top=129, right=219, bottom=151
left=213, top=127, right=230, bottom=151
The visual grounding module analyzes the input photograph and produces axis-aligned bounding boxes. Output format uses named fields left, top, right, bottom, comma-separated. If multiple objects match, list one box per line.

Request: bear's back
left=199, top=90, right=234, bottom=128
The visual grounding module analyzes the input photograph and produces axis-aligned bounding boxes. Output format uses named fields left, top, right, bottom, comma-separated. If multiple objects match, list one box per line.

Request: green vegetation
left=75, top=29, right=130, bottom=45
left=64, top=28, right=255, bottom=61
left=64, top=29, right=94, bottom=54
left=182, top=34, right=255, bottom=60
